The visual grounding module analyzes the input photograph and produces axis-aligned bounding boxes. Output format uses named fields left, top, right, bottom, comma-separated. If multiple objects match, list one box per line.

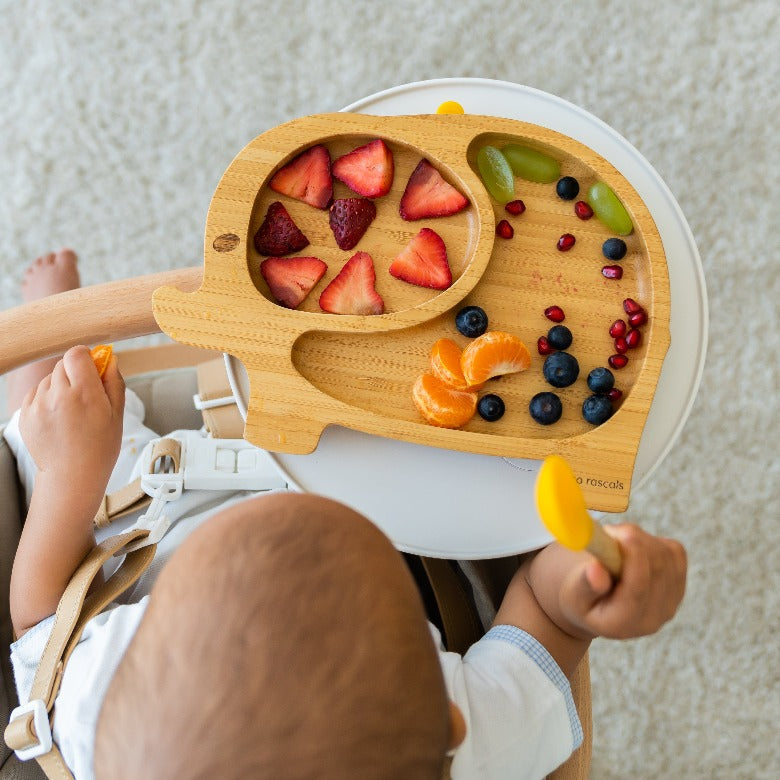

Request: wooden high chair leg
left=547, top=651, right=592, bottom=779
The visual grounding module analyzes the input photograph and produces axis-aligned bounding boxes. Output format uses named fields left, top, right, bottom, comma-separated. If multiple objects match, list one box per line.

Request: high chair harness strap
left=93, top=437, right=182, bottom=529
left=4, top=530, right=157, bottom=779
left=195, top=357, right=245, bottom=439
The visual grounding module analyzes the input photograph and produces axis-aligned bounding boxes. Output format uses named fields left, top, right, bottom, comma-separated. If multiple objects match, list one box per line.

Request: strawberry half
left=329, top=197, right=377, bottom=250
left=254, top=201, right=310, bottom=256
left=260, top=256, right=327, bottom=309
left=269, top=144, right=332, bottom=209
left=319, top=251, right=385, bottom=315
left=332, top=138, right=394, bottom=198
left=399, top=159, right=469, bottom=221
left=389, top=228, right=452, bottom=290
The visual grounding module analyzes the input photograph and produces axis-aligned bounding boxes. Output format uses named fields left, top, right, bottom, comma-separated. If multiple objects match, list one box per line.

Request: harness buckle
left=149, top=431, right=288, bottom=492
left=116, top=432, right=287, bottom=554
left=118, top=479, right=178, bottom=554
left=6, top=699, right=52, bottom=761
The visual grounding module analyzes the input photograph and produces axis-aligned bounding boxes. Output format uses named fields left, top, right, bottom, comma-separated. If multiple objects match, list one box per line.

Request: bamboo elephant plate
left=153, top=112, right=670, bottom=511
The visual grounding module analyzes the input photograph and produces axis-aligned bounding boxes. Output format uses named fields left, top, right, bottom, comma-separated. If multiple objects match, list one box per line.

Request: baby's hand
left=557, top=524, right=687, bottom=640
left=20, top=345, right=125, bottom=495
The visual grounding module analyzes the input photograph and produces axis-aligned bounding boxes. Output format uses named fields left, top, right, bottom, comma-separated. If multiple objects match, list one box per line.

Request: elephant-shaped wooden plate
left=153, top=112, right=670, bottom=511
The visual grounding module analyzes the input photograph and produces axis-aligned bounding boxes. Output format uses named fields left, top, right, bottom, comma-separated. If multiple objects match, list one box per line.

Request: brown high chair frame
left=0, top=267, right=591, bottom=779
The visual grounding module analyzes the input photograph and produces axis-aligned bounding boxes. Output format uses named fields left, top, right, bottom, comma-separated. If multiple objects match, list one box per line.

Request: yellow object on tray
left=436, top=100, right=464, bottom=114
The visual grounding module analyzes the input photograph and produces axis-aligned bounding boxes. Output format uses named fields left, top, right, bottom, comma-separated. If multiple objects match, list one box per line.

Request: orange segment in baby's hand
left=89, top=344, right=113, bottom=377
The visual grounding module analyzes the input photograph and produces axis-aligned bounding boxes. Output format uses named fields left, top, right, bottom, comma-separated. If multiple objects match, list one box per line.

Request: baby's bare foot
left=7, top=249, right=83, bottom=415
left=22, top=248, right=81, bottom=302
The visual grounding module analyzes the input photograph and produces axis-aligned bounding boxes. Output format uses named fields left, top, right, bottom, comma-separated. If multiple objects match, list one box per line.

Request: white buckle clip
left=147, top=431, right=288, bottom=492
left=118, top=478, right=180, bottom=555
left=8, top=699, right=52, bottom=761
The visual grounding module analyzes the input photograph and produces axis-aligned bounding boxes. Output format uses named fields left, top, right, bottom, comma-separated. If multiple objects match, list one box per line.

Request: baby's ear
left=447, top=701, right=466, bottom=751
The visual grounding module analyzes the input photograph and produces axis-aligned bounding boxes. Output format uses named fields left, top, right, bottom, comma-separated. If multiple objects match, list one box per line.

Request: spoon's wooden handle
left=586, top=523, right=623, bottom=578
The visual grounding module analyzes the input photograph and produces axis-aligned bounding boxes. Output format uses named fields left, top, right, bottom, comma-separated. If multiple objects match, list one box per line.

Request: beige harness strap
left=93, top=438, right=182, bottom=528
left=5, top=438, right=180, bottom=775
left=23, top=744, right=71, bottom=780
left=195, top=358, right=245, bottom=439
left=93, top=478, right=148, bottom=529
left=4, top=529, right=156, bottom=778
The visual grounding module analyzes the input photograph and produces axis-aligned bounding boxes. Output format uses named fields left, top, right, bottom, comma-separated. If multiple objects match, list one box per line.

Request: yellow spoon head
left=535, top=455, right=594, bottom=550
left=436, top=100, right=465, bottom=114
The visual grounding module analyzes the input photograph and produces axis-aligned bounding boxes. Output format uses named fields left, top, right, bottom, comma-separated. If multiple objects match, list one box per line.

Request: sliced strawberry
left=389, top=228, right=452, bottom=290
left=269, top=144, right=332, bottom=209
left=332, top=138, right=394, bottom=198
left=329, top=197, right=377, bottom=250
left=254, top=202, right=310, bottom=256
left=399, top=159, right=469, bottom=221
left=319, top=251, right=384, bottom=315
left=260, top=256, right=327, bottom=309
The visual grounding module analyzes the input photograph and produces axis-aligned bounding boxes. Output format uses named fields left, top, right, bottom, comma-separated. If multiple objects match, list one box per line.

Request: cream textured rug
left=1, top=1, right=777, bottom=777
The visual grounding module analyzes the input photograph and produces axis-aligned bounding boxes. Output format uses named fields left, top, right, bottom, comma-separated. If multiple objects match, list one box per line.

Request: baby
left=4, top=250, right=687, bottom=779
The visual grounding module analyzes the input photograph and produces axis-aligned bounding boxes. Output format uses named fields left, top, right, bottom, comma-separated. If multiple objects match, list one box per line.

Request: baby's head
left=95, top=493, right=459, bottom=778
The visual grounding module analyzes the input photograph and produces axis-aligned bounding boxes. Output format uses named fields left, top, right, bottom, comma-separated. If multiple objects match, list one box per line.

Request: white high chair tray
left=224, top=78, right=707, bottom=559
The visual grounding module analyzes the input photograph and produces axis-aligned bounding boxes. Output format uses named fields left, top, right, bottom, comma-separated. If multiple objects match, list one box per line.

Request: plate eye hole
left=213, top=233, right=241, bottom=252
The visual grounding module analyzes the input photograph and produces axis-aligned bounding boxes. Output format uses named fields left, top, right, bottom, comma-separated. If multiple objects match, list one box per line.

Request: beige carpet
left=1, top=1, right=777, bottom=777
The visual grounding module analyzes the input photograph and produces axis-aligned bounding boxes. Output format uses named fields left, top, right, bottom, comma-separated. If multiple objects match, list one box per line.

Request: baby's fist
left=20, top=345, right=125, bottom=485
left=560, top=524, right=687, bottom=640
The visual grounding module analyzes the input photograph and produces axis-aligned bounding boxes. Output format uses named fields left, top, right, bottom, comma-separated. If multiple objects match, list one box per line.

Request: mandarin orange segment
left=460, top=331, right=531, bottom=386
left=412, top=373, right=477, bottom=429
left=90, top=344, right=114, bottom=378
left=430, top=337, right=483, bottom=391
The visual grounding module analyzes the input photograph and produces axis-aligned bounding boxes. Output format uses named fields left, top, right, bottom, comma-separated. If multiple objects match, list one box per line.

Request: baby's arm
left=10, top=346, right=125, bottom=637
left=494, top=525, right=687, bottom=676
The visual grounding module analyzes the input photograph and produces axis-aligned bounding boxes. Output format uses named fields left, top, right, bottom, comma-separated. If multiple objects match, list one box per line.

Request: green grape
left=501, top=145, right=560, bottom=183
left=476, top=146, right=515, bottom=204
left=587, top=182, right=633, bottom=235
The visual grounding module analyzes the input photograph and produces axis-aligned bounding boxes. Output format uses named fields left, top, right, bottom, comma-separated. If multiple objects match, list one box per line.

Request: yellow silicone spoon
left=535, top=455, right=623, bottom=577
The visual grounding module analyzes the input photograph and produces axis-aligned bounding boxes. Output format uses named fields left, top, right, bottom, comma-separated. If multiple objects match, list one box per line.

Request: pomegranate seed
left=628, top=310, right=648, bottom=328
left=626, top=328, right=642, bottom=349
left=602, top=264, right=623, bottom=279
left=544, top=305, right=565, bottom=322
left=505, top=199, right=526, bottom=215
left=607, top=387, right=623, bottom=401
left=574, top=200, right=593, bottom=220
left=496, top=219, right=514, bottom=239
left=609, top=354, right=629, bottom=369
left=557, top=233, right=576, bottom=251
left=609, top=319, right=627, bottom=338
left=623, top=298, right=643, bottom=315
left=614, top=336, right=628, bottom=353
left=537, top=336, right=553, bottom=355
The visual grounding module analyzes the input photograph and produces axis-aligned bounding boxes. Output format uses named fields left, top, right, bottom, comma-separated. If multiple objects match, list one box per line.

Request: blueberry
left=602, top=237, right=627, bottom=261
left=529, top=392, right=563, bottom=425
left=477, top=393, right=505, bottom=422
left=542, top=351, right=579, bottom=388
left=455, top=305, right=488, bottom=338
left=556, top=176, right=580, bottom=200
left=587, top=367, right=615, bottom=394
left=547, top=325, right=572, bottom=350
left=582, top=394, right=614, bottom=425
